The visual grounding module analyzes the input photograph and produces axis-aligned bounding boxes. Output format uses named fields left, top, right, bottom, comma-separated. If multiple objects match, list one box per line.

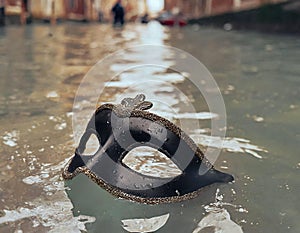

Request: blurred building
left=2, top=0, right=292, bottom=25
left=1, top=0, right=146, bottom=24
left=0, top=0, right=104, bottom=24
left=164, top=0, right=289, bottom=19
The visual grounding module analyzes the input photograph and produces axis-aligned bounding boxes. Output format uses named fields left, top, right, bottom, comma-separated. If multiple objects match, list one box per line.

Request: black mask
left=63, top=94, right=233, bottom=204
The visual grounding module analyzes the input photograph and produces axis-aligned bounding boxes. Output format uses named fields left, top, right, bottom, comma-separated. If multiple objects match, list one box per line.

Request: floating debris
left=193, top=189, right=245, bottom=233
left=46, top=91, right=59, bottom=99
left=66, top=112, right=73, bottom=118
left=0, top=158, right=96, bottom=232
left=192, top=208, right=243, bottom=233
left=289, top=104, right=296, bottom=109
left=0, top=203, right=95, bottom=232
left=38, top=148, right=45, bottom=152
left=238, top=208, right=248, bottom=213
left=49, top=116, right=57, bottom=122
left=22, top=175, right=44, bottom=185
left=190, top=133, right=267, bottom=159
left=121, top=213, right=169, bottom=233
left=244, top=149, right=262, bottom=159
left=224, top=85, right=235, bottom=94
left=253, top=115, right=264, bottom=122
left=48, top=115, right=67, bottom=130
left=54, top=122, right=67, bottom=130
left=2, top=130, right=19, bottom=147
left=174, top=112, right=218, bottom=120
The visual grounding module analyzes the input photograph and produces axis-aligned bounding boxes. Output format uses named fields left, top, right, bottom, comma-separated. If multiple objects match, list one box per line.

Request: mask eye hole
left=122, top=146, right=182, bottom=178
left=82, top=133, right=100, bottom=156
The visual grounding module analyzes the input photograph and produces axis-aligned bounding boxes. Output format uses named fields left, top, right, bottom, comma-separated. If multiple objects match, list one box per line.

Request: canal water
left=0, top=22, right=299, bottom=232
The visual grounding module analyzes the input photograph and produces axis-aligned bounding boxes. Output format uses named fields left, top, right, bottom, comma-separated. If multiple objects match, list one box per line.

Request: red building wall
left=164, top=0, right=283, bottom=19
left=65, top=0, right=85, bottom=16
left=211, top=0, right=234, bottom=15
left=6, top=0, right=20, bottom=6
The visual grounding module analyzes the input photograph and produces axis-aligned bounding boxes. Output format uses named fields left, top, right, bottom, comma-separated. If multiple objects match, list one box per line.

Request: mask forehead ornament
left=63, top=94, right=233, bottom=204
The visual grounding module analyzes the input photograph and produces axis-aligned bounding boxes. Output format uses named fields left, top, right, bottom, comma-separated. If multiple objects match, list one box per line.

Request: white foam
left=121, top=213, right=169, bottom=233
left=174, top=112, right=218, bottom=120
left=22, top=175, right=43, bottom=185
left=0, top=202, right=95, bottom=233
left=54, top=122, right=67, bottom=130
left=193, top=189, right=245, bottom=233
left=0, top=158, right=96, bottom=232
left=190, top=134, right=267, bottom=159
left=46, top=91, right=59, bottom=98
left=2, top=130, right=19, bottom=147
left=192, top=208, right=243, bottom=233
left=105, top=69, right=184, bottom=89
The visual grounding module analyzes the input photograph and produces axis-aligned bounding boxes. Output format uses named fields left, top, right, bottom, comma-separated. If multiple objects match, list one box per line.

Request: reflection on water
left=123, top=146, right=182, bottom=178
left=170, top=26, right=300, bottom=233
left=192, top=189, right=244, bottom=233
left=121, top=213, right=170, bottom=232
left=0, top=21, right=299, bottom=232
left=0, top=23, right=122, bottom=232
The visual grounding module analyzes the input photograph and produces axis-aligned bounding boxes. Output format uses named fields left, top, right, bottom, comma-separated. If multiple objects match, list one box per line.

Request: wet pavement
left=0, top=22, right=299, bottom=232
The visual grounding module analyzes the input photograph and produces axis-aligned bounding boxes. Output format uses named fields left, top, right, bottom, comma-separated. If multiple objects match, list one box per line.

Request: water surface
left=0, top=22, right=299, bottom=232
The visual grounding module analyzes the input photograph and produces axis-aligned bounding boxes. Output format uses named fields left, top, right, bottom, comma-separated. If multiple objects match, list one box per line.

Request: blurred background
left=0, top=0, right=300, bottom=33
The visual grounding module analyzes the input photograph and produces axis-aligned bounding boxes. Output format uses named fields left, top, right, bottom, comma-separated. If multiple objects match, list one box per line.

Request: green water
left=169, top=26, right=300, bottom=233
left=0, top=22, right=299, bottom=232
